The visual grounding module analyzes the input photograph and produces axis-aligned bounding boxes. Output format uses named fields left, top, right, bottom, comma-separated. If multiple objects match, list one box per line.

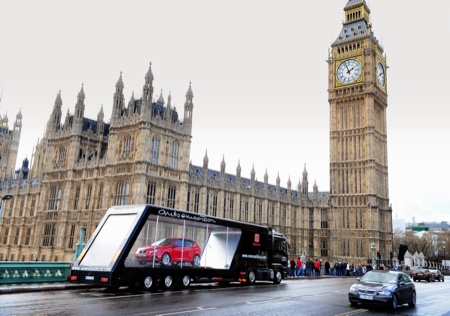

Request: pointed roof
left=203, top=150, right=209, bottom=167
left=145, top=62, right=154, bottom=80
left=77, top=84, right=85, bottom=100
left=333, top=0, right=373, bottom=46
left=97, top=104, right=104, bottom=120
left=186, top=82, right=193, bottom=98
left=220, top=155, right=226, bottom=171
left=156, top=90, right=165, bottom=106
left=55, top=90, right=62, bottom=107
left=345, top=0, right=369, bottom=11
left=116, top=71, right=124, bottom=89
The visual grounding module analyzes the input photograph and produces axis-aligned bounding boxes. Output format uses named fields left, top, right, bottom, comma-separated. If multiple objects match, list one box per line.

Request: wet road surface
left=1, top=277, right=449, bottom=315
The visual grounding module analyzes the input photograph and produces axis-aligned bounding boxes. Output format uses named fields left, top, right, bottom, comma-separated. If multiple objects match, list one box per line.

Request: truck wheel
left=143, top=276, right=154, bottom=291
left=192, top=254, right=201, bottom=266
left=161, top=253, right=171, bottom=265
left=180, top=275, right=191, bottom=289
left=247, top=269, right=256, bottom=285
left=163, top=275, right=173, bottom=290
left=273, top=270, right=282, bottom=284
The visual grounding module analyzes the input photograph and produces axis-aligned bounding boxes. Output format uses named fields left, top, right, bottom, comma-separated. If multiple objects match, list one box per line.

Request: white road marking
left=153, top=306, right=217, bottom=316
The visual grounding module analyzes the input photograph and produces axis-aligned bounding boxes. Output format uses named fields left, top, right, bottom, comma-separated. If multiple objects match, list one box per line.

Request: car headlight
left=148, top=249, right=158, bottom=253
left=377, top=290, right=392, bottom=296
left=349, top=286, right=358, bottom=293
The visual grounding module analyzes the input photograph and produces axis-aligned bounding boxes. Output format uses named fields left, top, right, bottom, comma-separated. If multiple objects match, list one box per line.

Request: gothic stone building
left=0, top=0, right=392, bottom=263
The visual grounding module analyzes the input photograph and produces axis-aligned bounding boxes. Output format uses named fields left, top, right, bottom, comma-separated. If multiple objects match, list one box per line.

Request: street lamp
left=0, top=194, right=13, bottom=218
left=444, top=246, right=446, bottom=270
left=371, top=242, right=376, bottom=266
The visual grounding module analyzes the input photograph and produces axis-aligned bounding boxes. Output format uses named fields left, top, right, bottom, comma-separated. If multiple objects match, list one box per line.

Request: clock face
left=337, top=59, right=361, bottom=84
left=376, top=62, right=385, bottom=87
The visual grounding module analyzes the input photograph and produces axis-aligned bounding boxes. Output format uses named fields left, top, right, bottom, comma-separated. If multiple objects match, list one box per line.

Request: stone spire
left=220, top=155, right=226, bottom=174
left=112, top=72, right=125, bottom=119
left=183, top=82, right=194, bottom=129
left=74, top=84, right=85, bottom=127
left=47, top=91, right=62, bottom=132
left=143, top=62, right=154, bottom=103
left=97, top=105, right=104, bottom=136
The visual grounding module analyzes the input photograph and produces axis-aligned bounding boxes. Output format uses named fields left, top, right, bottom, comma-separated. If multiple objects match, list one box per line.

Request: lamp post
left=0, top=194, right=13, bottom=218
left=371, top=242, right=376, bottom=266
left=444, top=246, right=446, bottom=270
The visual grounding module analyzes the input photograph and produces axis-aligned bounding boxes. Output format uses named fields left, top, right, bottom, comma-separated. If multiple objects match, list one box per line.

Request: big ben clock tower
left=328, top=0, right=392, bottom=261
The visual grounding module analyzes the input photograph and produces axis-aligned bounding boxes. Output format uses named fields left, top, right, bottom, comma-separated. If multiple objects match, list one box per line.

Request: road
left=1, top=277, right=449, bottom=316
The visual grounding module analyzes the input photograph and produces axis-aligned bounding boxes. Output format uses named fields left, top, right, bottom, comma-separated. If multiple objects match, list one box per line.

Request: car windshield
left=151, top=238, right=174, bottom=246
left=361, top=272, right=397, bottom=284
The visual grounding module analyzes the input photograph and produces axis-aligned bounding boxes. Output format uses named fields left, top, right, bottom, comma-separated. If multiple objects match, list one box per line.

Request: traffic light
left=376, top=250, right=381, bottom=259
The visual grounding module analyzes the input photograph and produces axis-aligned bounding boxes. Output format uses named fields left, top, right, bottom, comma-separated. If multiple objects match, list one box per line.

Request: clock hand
left=345, top=62, right=351, bottom=72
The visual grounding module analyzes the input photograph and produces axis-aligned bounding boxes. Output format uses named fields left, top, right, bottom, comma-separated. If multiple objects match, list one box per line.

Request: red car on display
left=135, top=238, right=202, bottom=266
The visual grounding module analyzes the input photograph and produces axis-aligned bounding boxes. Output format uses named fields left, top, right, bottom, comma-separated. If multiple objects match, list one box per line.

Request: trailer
left=70, top=204, right=289, bottom=290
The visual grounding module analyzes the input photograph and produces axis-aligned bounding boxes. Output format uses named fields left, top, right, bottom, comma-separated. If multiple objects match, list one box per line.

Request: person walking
left=314, top=259, right=321, bottom=276
left=296, top=257, right=303, bottom=277
left=289, top=258, right=296, bottom=277
left=325, top=260, right=330, bottom=275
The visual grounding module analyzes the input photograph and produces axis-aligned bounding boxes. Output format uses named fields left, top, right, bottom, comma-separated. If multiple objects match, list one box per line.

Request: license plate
left=359, top=295, right=373, bottom=300
left=417, top=274, right=423, bottom=276
left=85, top=276, right=94, bottom=280
left=139, top=253, right=146, bottom=257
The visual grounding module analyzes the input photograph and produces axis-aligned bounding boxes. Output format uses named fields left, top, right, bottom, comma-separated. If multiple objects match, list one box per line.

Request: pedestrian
left=325, top=260, right=330, bottom=275
left=314, top=259, right=321, bottom=276
left=296, top=257, right=303, bottom=277
left=289, top=258, right=296, bottom=277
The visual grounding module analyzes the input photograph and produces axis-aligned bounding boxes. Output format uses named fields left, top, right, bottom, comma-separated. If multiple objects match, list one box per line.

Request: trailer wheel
left=192, top=254, right=201, bottom=266
left=161, top=253, right=171, bottom=266
left=180, top=275, right=191, bottom=288
left=143, top=276, right=154, bottom=291
left=163, top=275, right=173, bottom=290
left=273, top=270, right=282, bottom=284
left=247, top=269, right=256, bottom=285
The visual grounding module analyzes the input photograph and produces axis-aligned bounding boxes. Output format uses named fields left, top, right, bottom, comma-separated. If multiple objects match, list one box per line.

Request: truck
left=70, top=204, right=289, bottom=291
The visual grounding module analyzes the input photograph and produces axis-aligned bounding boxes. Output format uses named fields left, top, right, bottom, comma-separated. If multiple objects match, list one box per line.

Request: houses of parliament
left=0, top=0, right=393, bottom=263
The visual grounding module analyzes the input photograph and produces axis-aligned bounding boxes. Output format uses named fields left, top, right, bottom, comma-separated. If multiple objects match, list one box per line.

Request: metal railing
left=0, top=261, right=71, bottom=284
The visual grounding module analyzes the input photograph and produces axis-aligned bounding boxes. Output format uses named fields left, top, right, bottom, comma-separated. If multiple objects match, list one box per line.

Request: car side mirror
left=399, top=281, right=405, bottom=286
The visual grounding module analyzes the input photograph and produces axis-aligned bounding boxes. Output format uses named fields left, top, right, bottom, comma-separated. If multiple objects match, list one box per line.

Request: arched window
left=169, top=142, right=179, bottom=169
left=150, top=136, right=160, bottom=164
left=115, top=180, right=130, bottom=206
left=122, top=135, right=133, bottom=156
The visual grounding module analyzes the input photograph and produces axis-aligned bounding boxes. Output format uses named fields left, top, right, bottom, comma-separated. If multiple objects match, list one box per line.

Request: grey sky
left=1, top=0, right=449, bottom=223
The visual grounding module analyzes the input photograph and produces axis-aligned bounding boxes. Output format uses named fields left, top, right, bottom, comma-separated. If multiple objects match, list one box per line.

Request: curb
left=0, top=282, right=95, bottom=295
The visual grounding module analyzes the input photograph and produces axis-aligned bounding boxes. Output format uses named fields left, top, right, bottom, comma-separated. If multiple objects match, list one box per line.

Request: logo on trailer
left=253, top=233, right=261, bottom=247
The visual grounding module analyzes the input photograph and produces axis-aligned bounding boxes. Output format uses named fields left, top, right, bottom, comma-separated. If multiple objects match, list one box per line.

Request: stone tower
left=0, top=108, right=22, bottom=180
left=328, top=0, right=392, bottom=260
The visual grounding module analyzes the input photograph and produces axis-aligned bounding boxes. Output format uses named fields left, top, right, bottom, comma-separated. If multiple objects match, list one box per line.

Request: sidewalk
left=0, top=282, right=94, bottom=295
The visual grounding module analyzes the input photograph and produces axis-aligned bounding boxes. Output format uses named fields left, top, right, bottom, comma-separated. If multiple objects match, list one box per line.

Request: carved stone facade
left=0, top=1, right=392, bottom=263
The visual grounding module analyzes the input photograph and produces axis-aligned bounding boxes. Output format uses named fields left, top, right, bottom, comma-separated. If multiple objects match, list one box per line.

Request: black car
left=412, top=268, right=435, bottom=282
left=429, top=269, right=445, bottom=282
left=349, top=270, right=416, bottom=310
left=409, top=266, right=422, bottom=278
